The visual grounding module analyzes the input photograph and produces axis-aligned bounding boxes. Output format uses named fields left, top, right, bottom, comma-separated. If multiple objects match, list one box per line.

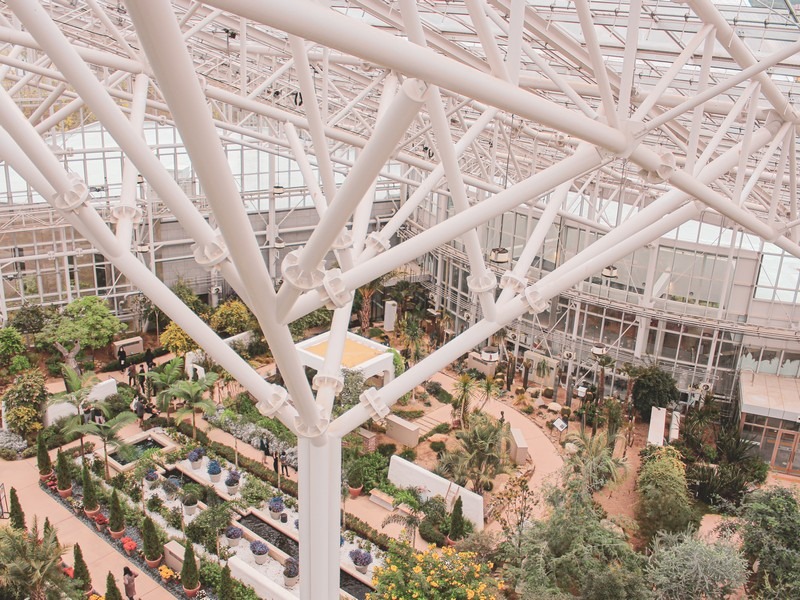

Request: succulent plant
left=349, top=548, right=373, bottom=567
left=250, top=540, right=268, bottom=555
left=225, top=525, right=243, bottom=539
left=207, top=460, right=221, bottom=475
left=283, top=557, right=299, bottom=578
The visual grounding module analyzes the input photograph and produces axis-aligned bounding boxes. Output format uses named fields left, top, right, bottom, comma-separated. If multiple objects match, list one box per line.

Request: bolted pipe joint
left=365, top=232, right=391, bottom=255
left=638, top=152, right=676, bottom=184
left=500, top=271, right=527, bottom=295
left=312, top=372, right=344, bottom=395
left=332, top=229, right=353, bottom=250
left=360, top=387, right=390, bottom=420
left=282, top=249, right=325, bottom=290
left=52, top=176, right=89, bottom=213
left=255, top=385, right=289, bottom=417
left=110, top=205, right=143, bottom=223
left=467, top=271, right=497, bottom=294
left=294, top=411, right=329, bottom=437
left=193, top=233, right=229, bottom=269
left=319, top=269, right=354, bottom=309
left=525, top=287, right=549, bottom=314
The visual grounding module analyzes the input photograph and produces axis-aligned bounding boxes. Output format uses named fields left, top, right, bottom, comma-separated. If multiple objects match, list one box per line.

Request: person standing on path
left=144, top=347, right=155, bottom=371
left=122, top=566, right=138, bottom=600
left=280, top=450, right=290, bottom=477
left=127, top=364, right=137, bottom=387
left=117, top=347, right=127, bottom=372
left=260, top=436, right=271, bottom=466
left=272, top=451, right=279, bottom=473
left=137, top=365, right=146, bottom=395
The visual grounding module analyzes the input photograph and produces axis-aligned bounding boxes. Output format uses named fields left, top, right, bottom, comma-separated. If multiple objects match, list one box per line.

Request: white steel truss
left=1, top=1, right=799, bottom=598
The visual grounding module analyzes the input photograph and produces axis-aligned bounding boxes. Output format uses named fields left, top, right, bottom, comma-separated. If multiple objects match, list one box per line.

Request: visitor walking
left=134, top=397, right=145, bottom=427
left=127, top=364, right=137, bottom=387
left=117, top=347, right=127, bottom=372
left=144, top=347, right=155, bottom=370
left=272, top=451, right=279, bottom=473
left=280, top=450, right=290, bottom=477
left=122, top=566, right=138, bottom=600
left=137, top=365, right=146, bottom=395
left=260, top=436, right=271, bottom=466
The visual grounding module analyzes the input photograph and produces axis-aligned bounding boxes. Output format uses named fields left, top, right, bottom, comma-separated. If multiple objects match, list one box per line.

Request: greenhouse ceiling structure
left=1, top=0, right=799, bottom=598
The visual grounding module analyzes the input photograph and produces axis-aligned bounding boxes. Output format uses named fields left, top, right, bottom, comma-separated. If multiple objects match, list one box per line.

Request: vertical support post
left=297, top=435, right=342, bottom=600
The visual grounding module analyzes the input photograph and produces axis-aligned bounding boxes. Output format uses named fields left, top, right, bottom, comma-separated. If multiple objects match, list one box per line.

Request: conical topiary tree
left=181, top=541, right=199, bottom=591
left=449, top=496, right=465, bottom=541
left=9, top=487, right=25, bottom=530
left=56, top=450, right=72, bottom=492
left=82, top=462, right=98, bottom=512
left=108, top=489, right=124, bottom=534
left=37, top=433, right=52, bottom=476
left=142, top=516, right=162, bottom=561
left=73, top=543, right=91, bottom=591
left=219, top=564, right=234, bottom=598
left=105, top=571, right=123, bottom=600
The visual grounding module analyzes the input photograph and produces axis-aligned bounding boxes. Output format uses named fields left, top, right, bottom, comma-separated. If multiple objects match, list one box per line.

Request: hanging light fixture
left=601, top=265, right=618, bottom=278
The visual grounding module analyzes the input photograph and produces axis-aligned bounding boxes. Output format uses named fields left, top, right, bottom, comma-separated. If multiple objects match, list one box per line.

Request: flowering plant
left=225, top=470, right=241, bottom=486
left=225, top=526, right=243, bottom=539
left=349, top=548, right=373, bottom=567
left=94, top=514, right=109, bottom=526
left=68, top=497, right=84, bottom=511
left=144, top=469, right=159, bottom=481
left=283, top=557, right=299, bottom=578
left=250, top=540, right=268, bottom=556
left=62, top=566, right=75, bottom=578
left=207, top=460, right=221, bottom=475
left=268, top=496, right=285, bottom=513
left=158, top=565, right=179, bottom=581
left=187, top=449, right=202, bottom=463
left=121, top=537, right=137, bottom=552
left=88, top=594, right=105, bottom=600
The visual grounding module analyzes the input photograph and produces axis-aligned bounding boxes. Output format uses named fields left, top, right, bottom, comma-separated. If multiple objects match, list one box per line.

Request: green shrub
left=181, top=541, right=199, bottom=590
left=101, top=347, right=169, bottom=372
left=377, top=444, right=397, bottom=458
left=142, top=516, right=162, bottom=561
left=36, top=433, right=52, bottom=475
left=82, top=463, right=99, bottom=512
left=108, top=489, right=124, bottom=533
left=391, top=409, right=424, bottom=420
left=73, top=544, right=91, bottom=591
left=429, top=441, right=446, bottom=456
left=398, top=449, right=416, bottom=462
left=542, top=388, right=554, bottom=399
left=105, top=572, right=123, bottom=600
left=419, top=518, right=446, bottom=546
left=56, top=450, right=71, bottom=491
left=0, top=448, right=18, bottom=461
left=9, top=487, right=25, bottom=530
left=449, top=497, right=465, bottom=541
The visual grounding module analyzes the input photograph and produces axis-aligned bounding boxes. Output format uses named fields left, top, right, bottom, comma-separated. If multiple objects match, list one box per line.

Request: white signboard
left=552, top=418, right=568, bottom=432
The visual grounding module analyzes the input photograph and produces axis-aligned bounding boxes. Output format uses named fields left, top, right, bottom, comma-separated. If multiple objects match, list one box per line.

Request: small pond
left=110, top=437, right=165, bottom=465
left=238, top=513, right=373, bottom=600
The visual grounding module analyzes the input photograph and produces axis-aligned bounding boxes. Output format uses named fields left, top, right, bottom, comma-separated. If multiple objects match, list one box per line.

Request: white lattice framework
left=1, top=1, right=799, bottom=597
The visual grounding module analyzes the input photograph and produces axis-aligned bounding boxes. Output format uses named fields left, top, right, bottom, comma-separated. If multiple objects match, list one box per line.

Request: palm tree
left=52, top=366, right=99, bottom=455
left=170, top=372, right=219, bottom=439
left=64, top=403, right=137, bottom=480
left=437, top=413, right=511, bottom=495
left=475, top=376, right=502, bottom=413
left=593, top=354, right=615, bottom=436
left=0, top=518, right=79, bottom=600
left=381, top=487, right=445, bottom=548
left=451, top=374, right=477, bottom=429
left=146, top=357, right=184, bottom=421
left=564, top=430, right=626, bottom=493
left=357, top=275, right=387, bottom=335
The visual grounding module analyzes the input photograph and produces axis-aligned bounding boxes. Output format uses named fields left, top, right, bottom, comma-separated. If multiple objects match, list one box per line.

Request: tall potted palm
left=169, top=372, right=219, bottom=440
left=66, top=404, right=137, bottom=480
left=146, top=357, right=184, bottom=422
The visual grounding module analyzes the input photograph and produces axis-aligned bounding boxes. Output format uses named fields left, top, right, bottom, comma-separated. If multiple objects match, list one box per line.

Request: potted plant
left=142, top=516, right=163, bottom=568
left=268, top=496, right=285, bottom=520
left=225, top=470, right=241, bottom=495
left=182, top=492, right=199, bottom=516
left=69, top=497, right=84, bottom=515
left=207, top=460, right=222, bottom=483
left=73, top=543, right=91, bottom=592
left=108, top=489, right=125, bottom=539
left=121, top=537, right=137, bottom=556
left=283, top=557, right=299, bottom=588
left=55, top=450, right=72, bottom=498
left=181, top=540, right=200, bottom=597
left=93, top=513, right=109, bottom=532
left=446, top=496, right=465, bottom=545
left=158, top=565, right=177, bottom=583
left=187, top=449, right=203, bottom=470
left=349, top=548, right=373, bottom=574
left=347, top=464, right=364, bottom=499
left=144, top=468, right=160, bottom=489
left=250, top=540, right=269, bottom=565
left=82, top=463, right=100, bottom=517
left=224, top=525, right=243, bottom=547
left=36, top=433, right=52, bottom=481
left=162, top=478, right=179, bottom=501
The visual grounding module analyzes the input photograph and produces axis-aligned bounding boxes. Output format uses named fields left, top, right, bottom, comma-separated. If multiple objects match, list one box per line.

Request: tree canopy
left=632, top=364, right=679, bottom=422
left=210, top=299, right=255, bottom=336
left=160, top=321, right=198, bottom=356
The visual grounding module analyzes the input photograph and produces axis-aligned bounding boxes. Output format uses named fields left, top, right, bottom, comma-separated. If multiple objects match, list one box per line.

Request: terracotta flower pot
left=145, top=555, right=162, bottom=569
left=57, top=486, right=73, bottom=499
left=110, top=528, right=125, bottom=540
left=348, top=485, right=363, bottom=499
left=183, top=583, right=201, bottom=598
left=84, top=506, right=101, bottom=519
left=39, top=470, right=53, bottom=482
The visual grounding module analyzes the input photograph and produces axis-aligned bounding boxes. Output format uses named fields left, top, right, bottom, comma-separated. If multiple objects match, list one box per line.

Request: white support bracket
left=359, top=387, right=391, bottom=420
left=294, top=410, right=329, bottom=437
left=52, top=176, right=89, bottom=212
left=467, top=270, right=497, bottom=294
left=500, top=271, right=527, bottom=295
left=318, top=268, right=353, bottom=309
left=525, top=287, right=549, bottom=314
left=332, top=228, right=353, bottom=250
left=638, top=152, right=676, bottom=184
left=193, top=233, right=230, bottom=270
left=255, top=385, right=290, bottom=417
left=282, top=248, right=326, bottom=290
left=110, top=205, right=143, bottom=224
left=312, top=372, right=344, bottom=395
left=365, top=232, right=391, bottom=255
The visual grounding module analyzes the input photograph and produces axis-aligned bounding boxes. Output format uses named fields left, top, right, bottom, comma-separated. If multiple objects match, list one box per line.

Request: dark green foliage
left=632, top=364, right=679, bottom=422
left=10, top=302, right=48, bottom=335
left=398, top=449, right=416, bottom=462
left=219, top=564, right=235, bottom=599
left=377, top=443, right=397, bottom=458
left=142, top=516, right=162, bottom=561
left=449, top=497, right=465, bottom=541
left=56, top=450, right=71, bottom=491
left=108, top=489, right=124, bottom=533
left=199, top=559, right=260, bottom=600
left=8, top=488, right=25, bottom=530
left=418, top=518, right=446, bottom=546
left=424, top=381, right=453, bottom=404
left=737, top=487, right=800, bottom=597
left=429, top=441, right=446, bottom=456
left=36, top=433, right=51, bottom=475
left=104, top=571, right=123, bottom=600
left=181, top=541, right=199, bottom=590
left=73, top=544, right=91, bottom=591
left=82, top=463, right=98, bottom=512
left=186, top=504, right=234, bottom=554
left=101, top=347, right=169, bottom=372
